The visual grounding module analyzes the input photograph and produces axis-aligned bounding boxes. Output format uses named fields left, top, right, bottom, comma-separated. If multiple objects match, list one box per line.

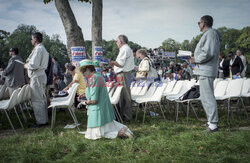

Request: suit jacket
left=230, top=56, right=244, bottom=75
left=219, top=59, right=230, bottom=77
left=3, top=55, right=25, bottom=88
left=194, top=28, right=221, bottom=78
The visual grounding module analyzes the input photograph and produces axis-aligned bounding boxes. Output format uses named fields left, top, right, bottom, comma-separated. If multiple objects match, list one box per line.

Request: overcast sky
left=0, top=0, right=250, bottom=48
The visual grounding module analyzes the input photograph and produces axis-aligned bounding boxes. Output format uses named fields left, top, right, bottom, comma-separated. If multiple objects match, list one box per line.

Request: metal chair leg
left=114, top=105, right=123, bottom=123
left=68, top=107, right=80, bottom=131
left=19, top=104, right=27, bottom=123
left=4, top=110, right=17, bottom=134
left=240, top=97, right=249, bottom=120
left=158, top=103, right=166, bottom=121
left=24, top=102, right=32, bottom=118
left=186, top=101, right=190, bottom=126
left=14, top=107, right=24, bottom=129
left=142, top=102, right=147, bottom=125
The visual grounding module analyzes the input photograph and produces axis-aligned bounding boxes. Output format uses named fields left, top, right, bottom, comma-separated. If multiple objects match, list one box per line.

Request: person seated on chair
left=79, top=59, right=133, bottom=140
left=62, top=65, right=86, bottom=107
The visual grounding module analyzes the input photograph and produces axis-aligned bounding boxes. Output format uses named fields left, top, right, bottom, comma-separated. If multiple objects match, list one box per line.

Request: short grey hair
left=117, top=34, right=128, bottom=44
left=136, top=49, right=148, bottom=57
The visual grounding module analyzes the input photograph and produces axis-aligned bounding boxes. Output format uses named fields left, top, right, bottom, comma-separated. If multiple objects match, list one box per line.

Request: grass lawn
left=0, top=104, right=250, bottom=162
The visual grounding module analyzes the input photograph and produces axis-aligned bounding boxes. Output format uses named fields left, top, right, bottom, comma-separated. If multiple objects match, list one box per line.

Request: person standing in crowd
left=62, top=65, right=86, bottom=107
left=218, top=52, right=229, bottom=78
left=25, top=32, right=49, bottom=127
left=2, top=47, right=25, bottom=95
left=109, top=34, right=135, bottom=121
left=228, top=51, right=244, bottom=79
left=181, top=62, right=192, bottom=80
left=135, top=49, right=150, bottom=81
left=191, top=15, right=220, bottom=132
left=236, top=49, right=247, bottom=77
left=64, top=63, right=73, bottom=86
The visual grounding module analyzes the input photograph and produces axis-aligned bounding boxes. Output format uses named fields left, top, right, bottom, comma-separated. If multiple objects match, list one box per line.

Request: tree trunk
left=91, top=0, right=103, bottom=60
left=54, top=0, right=85, bottom=60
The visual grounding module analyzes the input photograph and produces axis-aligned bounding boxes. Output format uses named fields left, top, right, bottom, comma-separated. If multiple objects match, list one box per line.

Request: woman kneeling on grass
left=79, top=59, right=133, bottom=140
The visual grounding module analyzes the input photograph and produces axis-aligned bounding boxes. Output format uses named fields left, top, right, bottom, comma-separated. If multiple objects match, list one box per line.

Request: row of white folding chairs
left=130, top=81, right=168, bottom=124
left=171, top=78, right=250, bottom=125
left=0, top=84, right=31, bottom=133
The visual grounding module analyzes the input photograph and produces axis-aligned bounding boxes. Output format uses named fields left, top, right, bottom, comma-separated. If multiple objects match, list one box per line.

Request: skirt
left=85, top=120, right=133, bottom=140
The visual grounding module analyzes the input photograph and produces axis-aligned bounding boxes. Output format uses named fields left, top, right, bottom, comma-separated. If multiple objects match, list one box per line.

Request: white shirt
left=26, top=43, right=49, bottom=78
left=114, top=44, right=135, bottom=73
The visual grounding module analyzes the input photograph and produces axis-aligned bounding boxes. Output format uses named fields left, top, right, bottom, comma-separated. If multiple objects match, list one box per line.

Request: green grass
left=0, top=105, right=250, bottom=163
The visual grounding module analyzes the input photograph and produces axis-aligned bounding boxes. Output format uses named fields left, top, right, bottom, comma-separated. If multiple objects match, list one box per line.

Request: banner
left=71, top=46, right=86, bottom=67
left=94, top=46, right=103, bottom=61
left=163, top=52, right=175, bottom=58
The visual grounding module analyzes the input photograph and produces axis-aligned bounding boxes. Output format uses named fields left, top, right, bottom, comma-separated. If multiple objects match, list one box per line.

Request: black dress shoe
left=32, top=123, right=48, bottom=128
left=204, top=127, right=218, bottom=133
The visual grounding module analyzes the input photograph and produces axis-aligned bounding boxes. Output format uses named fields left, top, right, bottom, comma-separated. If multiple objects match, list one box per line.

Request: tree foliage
left=0, top=24, right=69, bottom=70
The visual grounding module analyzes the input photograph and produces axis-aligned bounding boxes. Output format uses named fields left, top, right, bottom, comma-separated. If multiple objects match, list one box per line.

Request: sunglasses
left=198, top=21, right=203, bottom=25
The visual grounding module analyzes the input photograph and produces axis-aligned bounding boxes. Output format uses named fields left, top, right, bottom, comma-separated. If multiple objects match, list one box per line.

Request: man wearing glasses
left=2, top=47, right=25, bottom=95
left=25, top=32, right=49, bottom=128
left=191, top=15, right=221, bottom=132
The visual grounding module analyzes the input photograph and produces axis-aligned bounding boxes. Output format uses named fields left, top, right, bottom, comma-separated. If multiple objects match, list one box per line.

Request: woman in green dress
left=79, top=59, right=133, bottom=140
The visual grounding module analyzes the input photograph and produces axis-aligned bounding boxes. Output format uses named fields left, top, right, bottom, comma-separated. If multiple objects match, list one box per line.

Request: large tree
left=44, top=0, right=90, bottom=60
left=91, top=0, right=103, bottom=60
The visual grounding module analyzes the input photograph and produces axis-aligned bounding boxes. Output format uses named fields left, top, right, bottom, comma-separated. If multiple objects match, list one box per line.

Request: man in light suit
left=191, top=15, right=220, bottom=132
left=25, top=32, right=49, bottom=128
left=2, top=47, right=25, bottom=95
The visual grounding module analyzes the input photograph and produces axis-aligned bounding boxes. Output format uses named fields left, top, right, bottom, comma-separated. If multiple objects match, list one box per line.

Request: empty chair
left=135, top=82, right=168, bottom=124
left=0, top=88, right=23, bottom=133
left=241, top=78, right=250, bottom=97
left=110, top=85, right=124, bottom=123
left=49, top=83, right=80, bottom=130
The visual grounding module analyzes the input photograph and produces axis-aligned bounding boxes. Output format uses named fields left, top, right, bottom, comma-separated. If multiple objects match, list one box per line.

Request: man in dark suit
left=2, top=47, right=25, bottom=95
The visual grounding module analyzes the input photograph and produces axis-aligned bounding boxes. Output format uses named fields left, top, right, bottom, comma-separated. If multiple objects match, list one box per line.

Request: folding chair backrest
left=170, top=80, right=184, bottom=95
left=111, top=85, right=123, bottom=104
left=17, top=85, right=26, bottom=104
left=225, top=78, right=244, bottom=97
left=178, top=80, right=196, bottom=96
left=131, top=81, right=144, bottom=96
left=141, top=82, right=158, bottom=99
left=214, top=80, right=228, bottom=97
left=163, top=80, right=176, bottom=95
left=214, top=78, right=223, bottom=88
left=242, top=79, right=250, bottom=95
left=152, top=83, right=168, bottom=100
left=7, top=88, right=21, bottom=110
left=109, top=86, right=116, bottom=99
left=68, top=83, right=79, bottom=106
left=137, top=80, right=153, bottom=96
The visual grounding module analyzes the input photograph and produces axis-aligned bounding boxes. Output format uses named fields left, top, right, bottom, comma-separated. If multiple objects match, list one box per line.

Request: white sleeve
left=26, top=48, right=43, bottom=70
left=116, top=49, right=127, bottom=67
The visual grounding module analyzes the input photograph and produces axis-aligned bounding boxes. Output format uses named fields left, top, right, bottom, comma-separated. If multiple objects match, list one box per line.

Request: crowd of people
left=0, top=15, right=249, bottom=138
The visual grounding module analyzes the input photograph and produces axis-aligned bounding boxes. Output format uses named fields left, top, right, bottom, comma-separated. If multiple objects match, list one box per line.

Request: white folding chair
left=110, top=85, right=124, bottom=123
left=135, top=82, right=168, bottom=124
left=0, top=88, right=23, bottom=133
left=49, top=83, right=80, bottom=130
